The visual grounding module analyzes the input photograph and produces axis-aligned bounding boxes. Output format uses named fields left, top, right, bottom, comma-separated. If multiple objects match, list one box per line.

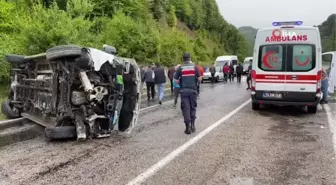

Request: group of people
left=140, top=53, right=202, bottom=135
left=140, top=64, right=166, bottom=105
left=207, top=60, right=253, bottom=89
left=141, top=61, right=204, bottom=106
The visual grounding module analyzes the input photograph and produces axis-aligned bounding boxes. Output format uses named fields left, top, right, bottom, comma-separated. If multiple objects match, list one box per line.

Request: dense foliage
left=0, top=0, right=249, bottom=82
left=319, top=14, right=336, bottom=52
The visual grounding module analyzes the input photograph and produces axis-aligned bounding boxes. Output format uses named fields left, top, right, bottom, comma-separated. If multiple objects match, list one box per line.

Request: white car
left=202, top=67, right=224, bottom=83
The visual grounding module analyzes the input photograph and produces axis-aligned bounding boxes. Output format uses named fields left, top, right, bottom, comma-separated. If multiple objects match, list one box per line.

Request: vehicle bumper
left=202, top=77, right=212, bottom=81
left=250, top=91, right=322, bottom=106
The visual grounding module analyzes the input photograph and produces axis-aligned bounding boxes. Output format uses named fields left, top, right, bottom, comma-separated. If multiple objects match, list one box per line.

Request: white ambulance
left=250, top=21, right=323, bottom=113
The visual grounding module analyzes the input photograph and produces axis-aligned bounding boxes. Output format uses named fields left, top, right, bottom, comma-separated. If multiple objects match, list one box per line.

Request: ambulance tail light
left=251, top=70, right=256, bottom=91
left=316, top=70, right=322, bottom=93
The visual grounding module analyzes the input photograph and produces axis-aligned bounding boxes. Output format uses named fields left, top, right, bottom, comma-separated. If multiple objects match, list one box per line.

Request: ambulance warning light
left=272, top=21, right=303, bottom=26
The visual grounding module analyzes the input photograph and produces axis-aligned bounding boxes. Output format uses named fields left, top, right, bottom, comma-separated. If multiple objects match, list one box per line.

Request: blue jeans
left=157, top=83, right=165, bottom=101
left=322, top=79, right=329, bottom=101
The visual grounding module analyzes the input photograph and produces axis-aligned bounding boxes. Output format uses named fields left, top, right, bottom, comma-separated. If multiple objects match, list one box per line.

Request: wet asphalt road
left=0, top=80, right=335, bottom=185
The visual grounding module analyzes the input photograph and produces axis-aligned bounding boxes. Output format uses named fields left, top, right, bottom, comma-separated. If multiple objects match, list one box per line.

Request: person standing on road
left=144, top=65, right=155, bottom=100
left=140, top=66, right=146, bottom=92
left=246, top=60, right=253, bottom=90
left=209, top=65, right=216, bottom=83
left=236, top=63, right=243, bottom=83
left=168, top=65, right=176, bottom=94
left=196, top=63, right=204, bottom=96
left=223, top=63, right=230, bottom=83
left=173, top=65, right=181, bottom=107
left=229, top=63, right=235, bottom=82
left=174, top=53, right=201, bottom=135
left=321, top=68, right=329, bottom=104
left=154, top=63, right=166, bottom=105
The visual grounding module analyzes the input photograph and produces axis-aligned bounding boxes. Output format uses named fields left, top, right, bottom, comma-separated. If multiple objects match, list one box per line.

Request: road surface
left=0, top=81, right=335, bottom=185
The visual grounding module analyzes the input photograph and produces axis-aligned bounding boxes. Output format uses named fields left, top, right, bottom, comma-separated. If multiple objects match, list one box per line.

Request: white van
left=250, top=21, right=323, bottom=113
left=322, top=51, right=336, bottom=94
left=243, top=57, right=253, bottom=74
left=215, top=55, right=238, bottom=68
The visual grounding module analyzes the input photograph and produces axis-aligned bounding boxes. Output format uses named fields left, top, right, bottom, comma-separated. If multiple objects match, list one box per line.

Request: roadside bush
left=100, top=12, right=160, bottom=64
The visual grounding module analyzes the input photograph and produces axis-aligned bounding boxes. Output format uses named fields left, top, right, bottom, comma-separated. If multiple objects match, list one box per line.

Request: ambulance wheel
left=307, top=106, right=317, bottom=114
left=252, top=103, right=260, bottom=110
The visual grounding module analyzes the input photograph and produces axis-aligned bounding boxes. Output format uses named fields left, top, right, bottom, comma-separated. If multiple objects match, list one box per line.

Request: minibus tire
left=252, top=103, right=260, bottom=110
left=307, top=106, right=317, bottom=113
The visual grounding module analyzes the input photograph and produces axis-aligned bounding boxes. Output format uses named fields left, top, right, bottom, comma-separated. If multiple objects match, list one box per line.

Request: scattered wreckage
left=1, top=45, right=141, bottom=140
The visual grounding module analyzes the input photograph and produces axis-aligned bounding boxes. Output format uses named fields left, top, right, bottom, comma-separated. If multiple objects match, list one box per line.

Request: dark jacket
left=174, top=62, right=200, bottom=91
left=229, top=65, right=234, bottom=74
left=154, top=67, right=166, bottom=84
left=209, top=66, right=216, bottom=73
left=140, top=68, right=146, bottom=82
left=247, top=64, right=252, bottom=78
left=236, top=65, right=243, bottom=74
left=167, top=67, right=175, bottom=80
left=144, top=69, right=155, bottom=83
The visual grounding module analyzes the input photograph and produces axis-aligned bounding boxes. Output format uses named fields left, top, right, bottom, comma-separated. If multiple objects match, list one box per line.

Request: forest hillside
left=0, top=0, right=250, bottom=83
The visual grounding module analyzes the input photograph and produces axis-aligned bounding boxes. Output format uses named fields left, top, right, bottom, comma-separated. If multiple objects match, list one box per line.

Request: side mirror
left=103, top=44, right=117, bottom=55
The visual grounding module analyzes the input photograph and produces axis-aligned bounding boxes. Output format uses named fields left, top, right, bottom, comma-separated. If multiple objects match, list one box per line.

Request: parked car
left=201, top=66, right=224, bottom=83
left=1, top=45, right=141, bottom=140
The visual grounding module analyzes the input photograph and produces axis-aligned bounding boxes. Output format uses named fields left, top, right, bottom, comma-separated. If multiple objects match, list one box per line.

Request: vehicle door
left=216, top=66, right=224, bottom=80
left=256, top=44, right=286, bottom=100
left=284, top=43, right=318, bottom=102
left=326, top=52, right=336, bottom=94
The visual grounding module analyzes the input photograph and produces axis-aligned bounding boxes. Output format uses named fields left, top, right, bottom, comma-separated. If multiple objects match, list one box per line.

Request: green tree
left=167, top=5, right=177, bottom=28
left=151, top=0, right=165, bottom=20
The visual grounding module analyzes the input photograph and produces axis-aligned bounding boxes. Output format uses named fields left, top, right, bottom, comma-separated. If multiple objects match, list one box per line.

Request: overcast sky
left=216, top=0, right=336, bottom=29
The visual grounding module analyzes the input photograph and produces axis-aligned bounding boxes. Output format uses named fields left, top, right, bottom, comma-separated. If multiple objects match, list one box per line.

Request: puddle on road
left=229, top=177, right=254, bottom=185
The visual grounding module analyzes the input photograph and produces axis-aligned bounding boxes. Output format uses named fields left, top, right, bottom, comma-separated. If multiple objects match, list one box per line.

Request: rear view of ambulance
left=250, top=21, right=323, bottom=113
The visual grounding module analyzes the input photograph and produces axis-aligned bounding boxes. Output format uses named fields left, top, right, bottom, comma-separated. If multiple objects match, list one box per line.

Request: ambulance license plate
left=263, top=92, right=282, bottom=99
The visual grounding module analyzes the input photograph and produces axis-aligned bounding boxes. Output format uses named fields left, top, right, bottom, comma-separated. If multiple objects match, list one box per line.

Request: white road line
left=324, top=104, right=336, bottom=156
left=139, top=100, right=174, bottom=112
left=139, top=84, right=226, bottom=112
left=126, top=99, right=251, bottom=185
left=142, top=88, right=170, bottom=96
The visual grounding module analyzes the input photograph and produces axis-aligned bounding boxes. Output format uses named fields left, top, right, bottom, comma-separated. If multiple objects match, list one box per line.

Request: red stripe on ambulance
left=255, top=74, right=317, bottom=81
left=255, top=80, right=317, bottom=84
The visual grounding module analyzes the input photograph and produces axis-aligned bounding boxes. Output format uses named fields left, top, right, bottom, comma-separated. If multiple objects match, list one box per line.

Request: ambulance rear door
left=282, top=27, right=321, bottom=102
left=254, top=29, right=286, bottom=100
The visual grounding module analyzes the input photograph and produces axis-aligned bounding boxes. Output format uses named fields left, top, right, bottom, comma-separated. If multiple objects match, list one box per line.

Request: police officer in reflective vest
left=174, top=53, right=201, bottom=134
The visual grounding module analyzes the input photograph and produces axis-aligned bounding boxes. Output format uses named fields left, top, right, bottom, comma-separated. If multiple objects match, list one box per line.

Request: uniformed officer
left=174, top=53, right=201, bottom=134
